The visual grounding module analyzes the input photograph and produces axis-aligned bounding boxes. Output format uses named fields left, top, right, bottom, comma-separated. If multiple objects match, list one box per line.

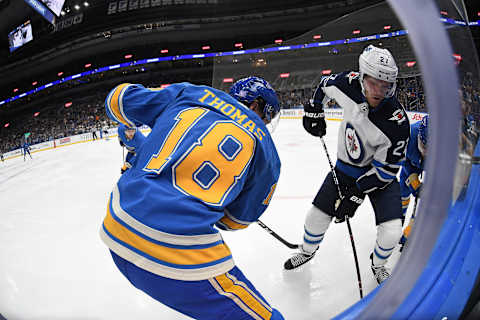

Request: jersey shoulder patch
left=347, top=71, right=360, bottom=83
left=322, top=71, right=364, bottom=103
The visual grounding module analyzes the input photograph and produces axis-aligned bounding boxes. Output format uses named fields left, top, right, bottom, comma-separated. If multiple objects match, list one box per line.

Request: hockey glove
left=303, top=101, right=327, bottom=137
left=334, top=184, right=365, bottom=222
left=405, top=173, right=422, bottom=197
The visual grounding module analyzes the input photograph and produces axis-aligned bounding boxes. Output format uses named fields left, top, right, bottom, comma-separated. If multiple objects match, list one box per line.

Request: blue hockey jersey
left=100, top=82, right=281, bottom=280
left=399, top=121, right=424, bottom=193
left=118, top=124, right=146, bottom=169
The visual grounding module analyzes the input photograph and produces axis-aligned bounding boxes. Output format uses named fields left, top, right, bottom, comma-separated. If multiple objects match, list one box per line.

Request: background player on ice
left=23, top=142, right=32, bottom=161
left=100, top=77, right=284, bottom=319
left=398, top=115, right=428, bottom=251
left=117, top=124, right=146, bottom=174
left=284, top=45, right=410, bottom=285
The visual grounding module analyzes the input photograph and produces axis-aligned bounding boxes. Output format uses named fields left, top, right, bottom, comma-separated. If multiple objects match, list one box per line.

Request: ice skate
left=284, top=247, right=317, bottom=270
left=370, top=253, right=390, bottom=284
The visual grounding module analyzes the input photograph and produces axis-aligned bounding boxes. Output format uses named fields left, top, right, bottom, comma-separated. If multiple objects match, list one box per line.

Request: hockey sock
left=302, top=206, right=332, bottom=254
left=372, top=219, right=402, bottom=266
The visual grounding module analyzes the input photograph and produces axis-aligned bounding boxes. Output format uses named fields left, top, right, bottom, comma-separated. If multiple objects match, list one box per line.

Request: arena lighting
left=3, top=19, right=475, bottom=107
left=83, top=1, right=89, bottom=7
left=202, top=46, right=211, bottom=50
left=57, top=72, right=64, bottom=77
left=406, top=61, right=416, bottom=67
left=32, top=81, right=37, bottom=86
left=64, top=102, right=73, bottom=108
left=274, top=39, right=283, bottom=44
left=322, top=69, right=332, bottom=75
left=453, top=53, right=462, bottom=66
left=85, top=63, right=92, bottom=68
left=313, top=35, right=322, bottom=39
left=74, top=4, right=80, bottom=10
left=280, top=73, right=290, bottom=78
left=60, top=11, right=66, bottom=16
left=384, top=25, right=392, bottom=30
left=223, top=78, right=234, bottom=83
left=353, top=29, right=361, bottom=34
left=160, top=49, right=168, bottom=53
left=4, top=123, right=9, bottom=128
left=33, top=112, right=40, bottom=117
left=124, top=54, right=133, bottom=59
left=234, top=43, right=243, bottom=48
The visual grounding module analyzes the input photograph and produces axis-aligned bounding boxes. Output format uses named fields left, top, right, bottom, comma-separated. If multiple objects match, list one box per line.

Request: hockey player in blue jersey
left=117, top=124, right=146, bottom=174
left=398, top=115, right=428, bottom=251
left=22, top=142, right=32, bottom=161
left=100, top=77, right=284, bottom=320
left=284, top=45, right=410, bottom=285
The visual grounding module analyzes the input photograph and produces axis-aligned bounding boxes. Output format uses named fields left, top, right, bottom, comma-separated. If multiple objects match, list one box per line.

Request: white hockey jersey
left=313, top=71, right=410, bottom=193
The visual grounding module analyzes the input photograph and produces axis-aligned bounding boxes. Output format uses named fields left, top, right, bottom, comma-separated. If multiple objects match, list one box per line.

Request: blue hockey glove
left=303, top=101, right=326, bottom=137
left=334, top=184, right=365, bottom=222
left=406, top=173, right=422, bottom=197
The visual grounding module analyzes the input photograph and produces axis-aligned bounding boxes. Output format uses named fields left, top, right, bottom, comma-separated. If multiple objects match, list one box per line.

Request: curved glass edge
left=394, top=139, right=480, bottom=318
left=336, top=139, right=480, bottom=319
left=336, top=0, right=463, bottom=318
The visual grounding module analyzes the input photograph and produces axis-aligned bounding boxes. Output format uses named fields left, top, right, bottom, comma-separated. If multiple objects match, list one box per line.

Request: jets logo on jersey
left=389, top=109, right=406, bottom=125
left=347, top=72, right=359, bottom=84
left=345, top=123, right=364, bottom=163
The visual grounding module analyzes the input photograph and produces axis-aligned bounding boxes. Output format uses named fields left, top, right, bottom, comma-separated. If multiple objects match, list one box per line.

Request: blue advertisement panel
left=24, top=0, right=55, bottom=24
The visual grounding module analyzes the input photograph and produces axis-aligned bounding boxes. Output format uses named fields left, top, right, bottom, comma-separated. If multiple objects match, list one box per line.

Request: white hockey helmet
left=359, top=45, right=398, bottom=98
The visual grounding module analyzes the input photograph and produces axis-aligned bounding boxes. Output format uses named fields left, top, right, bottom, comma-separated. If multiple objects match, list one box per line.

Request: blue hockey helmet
left=229, top=76, right=280, bottom=123
left=418, top=115, right=429, bottom=147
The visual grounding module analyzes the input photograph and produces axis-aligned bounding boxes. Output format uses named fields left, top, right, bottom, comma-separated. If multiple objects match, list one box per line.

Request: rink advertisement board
left=29, top=141, right=54, bottom=151
left=3, top=112, right=427, bottom=160
left=58, top=137, right=71, bottom=145
left=280, top=108, right=427, bottom=123
left=280, top=108, right=344, bottom=120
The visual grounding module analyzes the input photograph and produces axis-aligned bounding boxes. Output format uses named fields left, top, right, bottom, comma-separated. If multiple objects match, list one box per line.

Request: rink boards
left=2, top=109, right=427, bottom=161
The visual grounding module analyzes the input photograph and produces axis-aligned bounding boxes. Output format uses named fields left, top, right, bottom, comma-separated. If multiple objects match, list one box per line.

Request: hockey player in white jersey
left=284, top=45, right=410, bottom=285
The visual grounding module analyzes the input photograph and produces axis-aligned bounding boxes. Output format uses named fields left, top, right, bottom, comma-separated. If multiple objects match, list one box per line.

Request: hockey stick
left=257, top=220, right=299, bottom=249
left=320, top=137, right=364, bottom=299
left=412, top=195, right=419, bottom=218
left=410, top=172, right=421, bottom=220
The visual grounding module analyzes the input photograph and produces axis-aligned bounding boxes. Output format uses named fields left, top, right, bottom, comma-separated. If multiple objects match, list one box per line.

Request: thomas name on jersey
left=198, top=89, right=267, bottom=142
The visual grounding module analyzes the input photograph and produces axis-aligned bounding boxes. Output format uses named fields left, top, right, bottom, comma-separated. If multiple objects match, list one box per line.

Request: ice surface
left=0, top=119, right=408, bottom=319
